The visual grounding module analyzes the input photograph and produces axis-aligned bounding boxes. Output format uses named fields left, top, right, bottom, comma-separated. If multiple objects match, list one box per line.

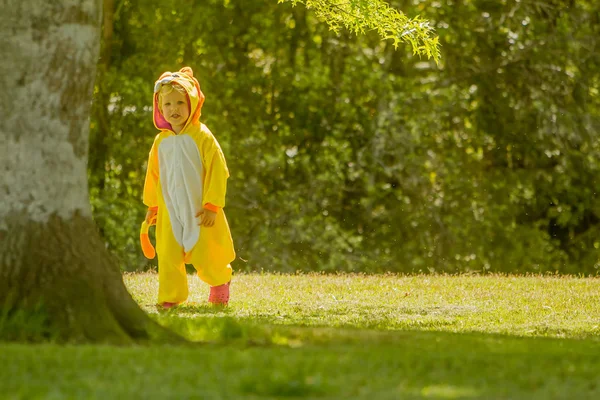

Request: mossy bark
left=0, top=213, right=181, bottom=344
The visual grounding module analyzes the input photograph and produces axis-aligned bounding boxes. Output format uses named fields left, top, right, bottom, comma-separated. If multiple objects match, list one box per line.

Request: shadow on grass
left=150, top=311, right=600, bottom=397
left=3, top=325, right=599, bottom=400
left=154, top=302, right=232, bottom=315
left=152, top=307, right=600, bottom=350
left=216, top=322, right=600, bottom=399
left=152, top=302, right=600, bottom=346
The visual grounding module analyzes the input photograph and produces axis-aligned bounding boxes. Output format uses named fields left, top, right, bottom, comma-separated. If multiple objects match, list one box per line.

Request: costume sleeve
left=143, top=135, right=160, bottom=209
left=202, top=136, right=230, bottom=209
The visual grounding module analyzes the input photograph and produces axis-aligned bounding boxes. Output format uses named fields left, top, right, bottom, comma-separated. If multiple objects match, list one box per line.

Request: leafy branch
left=278, top=0, right=441, bottom=63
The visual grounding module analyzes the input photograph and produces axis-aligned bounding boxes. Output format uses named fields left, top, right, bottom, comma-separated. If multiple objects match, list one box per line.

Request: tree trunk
left=0, top=0, right=178, bottom=344
left=89, top=0, right=114, bottom=195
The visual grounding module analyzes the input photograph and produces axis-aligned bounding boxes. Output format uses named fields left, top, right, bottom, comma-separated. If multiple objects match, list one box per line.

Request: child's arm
left=202, top=136, right=230, bottom=209
left=143, top=135, right=160, bottom=223
left=196, top=132, right=230, bottom=227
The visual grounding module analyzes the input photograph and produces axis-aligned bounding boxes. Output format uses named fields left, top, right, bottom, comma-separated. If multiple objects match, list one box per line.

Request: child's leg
left=191, top=261, right=232, bottom=287
left=192, top=262, right=232, bottom=305
left=157, top=252, right=189, bottom=305
left=156, top=210, right=189, bottom=305
left=189, top=256, right=232, bottom=305
left=187, top=210, right=235, bottom=303
left=187, top=215, right=234, bottom=286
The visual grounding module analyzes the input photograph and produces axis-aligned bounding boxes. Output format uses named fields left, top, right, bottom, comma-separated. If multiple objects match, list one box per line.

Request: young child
left=141, top=66, right=235, bottom=308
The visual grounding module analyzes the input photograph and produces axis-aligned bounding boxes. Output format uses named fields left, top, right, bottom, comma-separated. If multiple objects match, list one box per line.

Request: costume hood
left=153, top=66, right=205, bottom=132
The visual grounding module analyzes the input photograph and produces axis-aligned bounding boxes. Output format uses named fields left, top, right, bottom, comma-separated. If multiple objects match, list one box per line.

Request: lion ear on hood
left=179, top=66, right=205, bottom=124
left=180, top=66, right=194, bottom=78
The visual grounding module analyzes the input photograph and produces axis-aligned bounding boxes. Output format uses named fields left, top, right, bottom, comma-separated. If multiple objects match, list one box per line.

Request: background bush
left=89, top=0, right=600, bottom=274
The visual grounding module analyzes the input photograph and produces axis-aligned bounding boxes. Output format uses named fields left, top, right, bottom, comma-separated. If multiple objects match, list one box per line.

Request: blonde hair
left=157, top=83, right=187, bottom=113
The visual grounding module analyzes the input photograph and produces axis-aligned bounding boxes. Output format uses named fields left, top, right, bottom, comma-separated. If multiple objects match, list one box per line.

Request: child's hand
left=145, top=208, right=158, bottom=225
left=196, top=208, right=216, bottom=227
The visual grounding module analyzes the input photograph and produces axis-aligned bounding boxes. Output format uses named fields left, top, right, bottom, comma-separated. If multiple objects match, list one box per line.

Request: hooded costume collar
left=153, top=66, right=205, bottom=134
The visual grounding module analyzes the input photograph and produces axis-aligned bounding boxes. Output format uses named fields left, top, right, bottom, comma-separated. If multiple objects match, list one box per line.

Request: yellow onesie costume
left=142, top=67, right=234, bottom=305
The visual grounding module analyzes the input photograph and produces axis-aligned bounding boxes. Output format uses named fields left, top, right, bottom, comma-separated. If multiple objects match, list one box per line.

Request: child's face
left=161, top=89, right=190, bottom=130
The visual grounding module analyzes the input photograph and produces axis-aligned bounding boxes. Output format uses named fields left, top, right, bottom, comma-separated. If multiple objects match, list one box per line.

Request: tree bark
left=89, top=0, right=114, bottom=195
left=0, top=0, right=179, bottom=343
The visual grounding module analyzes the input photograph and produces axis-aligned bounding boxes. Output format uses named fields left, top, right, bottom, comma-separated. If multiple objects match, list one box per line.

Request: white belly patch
left=158, top=134, right=203, bottom=252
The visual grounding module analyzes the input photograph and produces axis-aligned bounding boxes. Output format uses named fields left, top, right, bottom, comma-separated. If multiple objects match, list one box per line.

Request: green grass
left=2, top=273, right=600, bottom=399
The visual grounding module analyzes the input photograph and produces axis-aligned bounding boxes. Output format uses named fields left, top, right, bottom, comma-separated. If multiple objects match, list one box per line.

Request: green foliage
left=0, top=301, right=54, bottom=342
left=89, top=0, right=600, bottom=274
left=279, top=0, right=441, bottom=62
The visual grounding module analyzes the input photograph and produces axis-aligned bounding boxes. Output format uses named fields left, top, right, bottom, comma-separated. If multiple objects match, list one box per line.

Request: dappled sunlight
left=418, top=384, right=481, bottom=399
left=125, top=272, right=600, bottom=339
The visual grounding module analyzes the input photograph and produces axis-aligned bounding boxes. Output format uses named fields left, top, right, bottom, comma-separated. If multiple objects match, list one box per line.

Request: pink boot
left=208, top=281, right=230, bottom=305
left=161, top=302, right=178, bottom=309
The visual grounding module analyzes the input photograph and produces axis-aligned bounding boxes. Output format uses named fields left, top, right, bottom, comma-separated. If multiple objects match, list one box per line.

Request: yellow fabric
left=154, top=184, right=232, bottom=303
left=142, top=135, right=160, bottom=209
left=142, top=67, right=234, bottom=304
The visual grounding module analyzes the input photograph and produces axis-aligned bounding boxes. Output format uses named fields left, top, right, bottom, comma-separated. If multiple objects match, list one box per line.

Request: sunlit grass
left=127, top=272, right=600, bottom=340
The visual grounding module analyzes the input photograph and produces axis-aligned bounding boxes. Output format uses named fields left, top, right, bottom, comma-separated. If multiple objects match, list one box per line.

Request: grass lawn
left=1, top=273, right=600, bottom=399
